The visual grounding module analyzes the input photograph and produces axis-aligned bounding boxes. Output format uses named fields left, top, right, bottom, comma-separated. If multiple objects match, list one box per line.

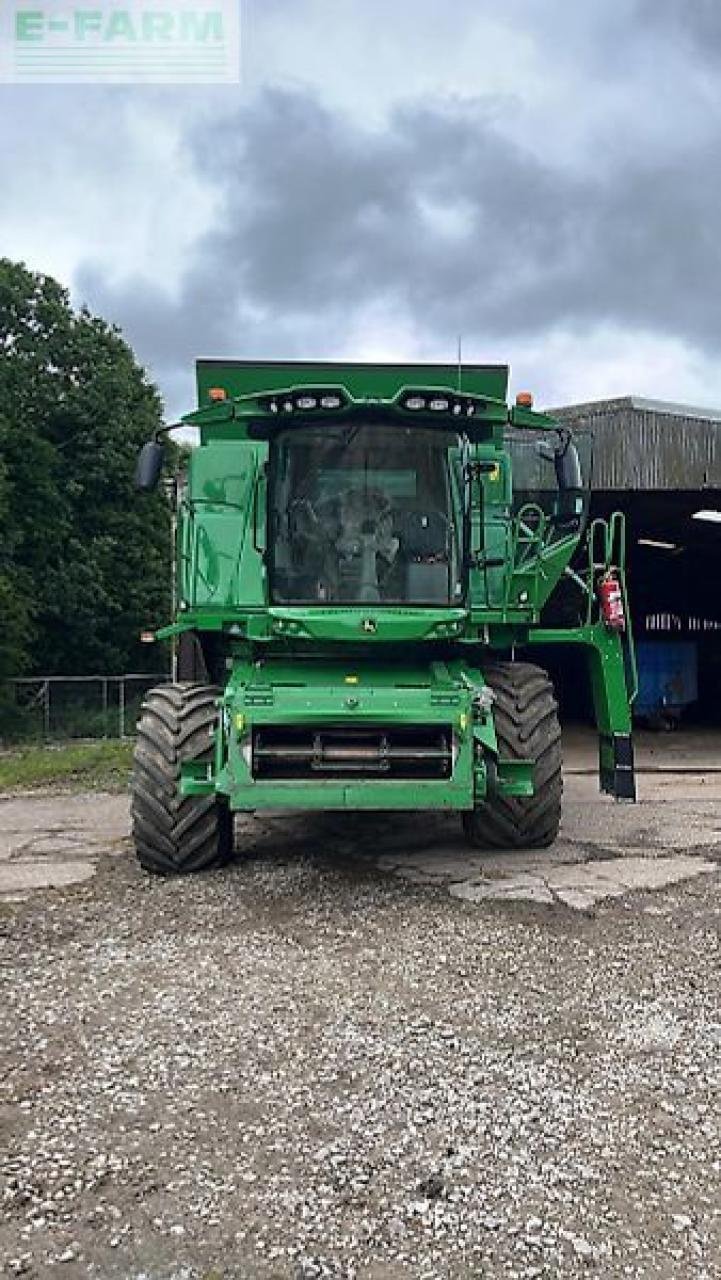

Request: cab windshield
left=269, top=421, right=464, bottom=605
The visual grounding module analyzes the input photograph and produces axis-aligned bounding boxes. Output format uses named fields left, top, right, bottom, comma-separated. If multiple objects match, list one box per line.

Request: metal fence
left=4, top=673, right=170, bottom=741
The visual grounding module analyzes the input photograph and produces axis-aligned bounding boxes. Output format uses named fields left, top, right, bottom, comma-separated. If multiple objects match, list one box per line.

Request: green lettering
left=179, top=10, right=222, bottom=42
left=15, top=10, right=44, bottom=41
left=74, top=10, right=102, bottom=38
left=104, top=9, right=136, bottom=40
left=141, top=11, right=174, bottom=40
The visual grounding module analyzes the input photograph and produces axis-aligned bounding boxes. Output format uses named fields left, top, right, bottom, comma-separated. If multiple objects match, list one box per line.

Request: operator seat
left=399, top=511, right=450, bottom=603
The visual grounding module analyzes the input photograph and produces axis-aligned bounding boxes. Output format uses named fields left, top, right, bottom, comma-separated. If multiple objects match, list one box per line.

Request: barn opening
left=538, top=397, right=721, bottom=729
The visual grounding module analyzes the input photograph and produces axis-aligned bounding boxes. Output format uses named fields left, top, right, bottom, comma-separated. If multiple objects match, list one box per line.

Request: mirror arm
left=154, top=420, right=184, bottom=443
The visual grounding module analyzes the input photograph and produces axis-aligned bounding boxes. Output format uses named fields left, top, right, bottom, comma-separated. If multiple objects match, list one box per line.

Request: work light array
left=264, top=391, right=346, bottom=414
left=401, top=392, right=480, bottom=417
left=257, top=388, right=486, bottom=418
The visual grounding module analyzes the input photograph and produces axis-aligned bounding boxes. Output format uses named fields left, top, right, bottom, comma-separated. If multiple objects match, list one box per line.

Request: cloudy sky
left=2, top=0, right=721, bottom=417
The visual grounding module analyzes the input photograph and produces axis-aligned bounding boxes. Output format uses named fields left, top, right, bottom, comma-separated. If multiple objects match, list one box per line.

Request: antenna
left=457, top=334, right=463, bottom=391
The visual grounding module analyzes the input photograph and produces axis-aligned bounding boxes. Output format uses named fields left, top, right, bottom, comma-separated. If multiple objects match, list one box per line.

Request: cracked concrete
left=376, top=769, right=721, bottom=909
left=1, top=732, right=720, bottom=909
left=0, top=792, right=129, bottom=902
left=448, top=853, right=717, bottom=910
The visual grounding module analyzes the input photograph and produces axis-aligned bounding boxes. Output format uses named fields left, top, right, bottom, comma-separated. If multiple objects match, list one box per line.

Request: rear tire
left=131, top=683, right=233, bottom=875
left=462, top=662, right=562, bottom=850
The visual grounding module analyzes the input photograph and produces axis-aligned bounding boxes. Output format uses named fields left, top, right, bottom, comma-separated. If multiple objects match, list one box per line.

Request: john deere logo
left=361, top=618, right=377, bottom=634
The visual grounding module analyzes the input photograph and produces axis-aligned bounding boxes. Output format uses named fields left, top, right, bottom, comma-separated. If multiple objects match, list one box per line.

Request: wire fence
left=2, top=674, right=170, bottom=742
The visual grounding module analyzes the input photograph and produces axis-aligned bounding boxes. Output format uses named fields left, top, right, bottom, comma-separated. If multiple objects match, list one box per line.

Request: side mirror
left=550, top=433, right=585, bottom=531
left=135, top=440, right=164, bottom=492
left=554, top=438, right=582, bottom=492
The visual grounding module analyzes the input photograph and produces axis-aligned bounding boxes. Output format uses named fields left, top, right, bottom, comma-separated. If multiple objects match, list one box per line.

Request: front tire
left=131, top=683, right=233, bottom=875
left=463, top=662, right=562, bottom=850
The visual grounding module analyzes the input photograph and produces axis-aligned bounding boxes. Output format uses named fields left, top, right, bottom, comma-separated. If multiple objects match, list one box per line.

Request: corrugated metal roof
left=549, top=395, right=721, bottom=424
left=547, top=396, right=721, bottom=491
left=628, top=396, right=721, bottom=424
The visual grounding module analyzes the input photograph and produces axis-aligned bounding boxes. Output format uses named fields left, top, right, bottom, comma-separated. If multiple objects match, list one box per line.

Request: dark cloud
left=77, top=82, right=721, bottom=414
left=635, top=0, right=721, bottom=56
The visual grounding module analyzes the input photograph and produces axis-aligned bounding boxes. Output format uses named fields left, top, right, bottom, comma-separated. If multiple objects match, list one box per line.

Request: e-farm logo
left=0, top=0, right=240, bottom=82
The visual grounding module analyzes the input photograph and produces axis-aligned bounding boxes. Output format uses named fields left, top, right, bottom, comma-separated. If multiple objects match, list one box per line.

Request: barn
left=550, top=396, right=721, bottom=726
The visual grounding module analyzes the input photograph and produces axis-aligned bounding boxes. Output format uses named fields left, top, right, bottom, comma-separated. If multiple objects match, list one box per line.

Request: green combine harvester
left=132, top=360, right=636, bottom=875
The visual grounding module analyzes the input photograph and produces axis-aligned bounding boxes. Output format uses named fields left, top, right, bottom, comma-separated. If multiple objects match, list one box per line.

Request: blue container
left=635, top=641, right=698, bottom=720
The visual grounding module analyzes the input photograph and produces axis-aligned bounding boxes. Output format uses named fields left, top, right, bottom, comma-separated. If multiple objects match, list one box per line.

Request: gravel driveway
left=2, top=763, right=721, bottom=1279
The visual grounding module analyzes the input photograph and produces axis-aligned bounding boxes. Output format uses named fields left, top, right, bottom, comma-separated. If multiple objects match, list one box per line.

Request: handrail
left=581, top=514, right=637, bottom=702
left=505, top=504, right=547, bottom=608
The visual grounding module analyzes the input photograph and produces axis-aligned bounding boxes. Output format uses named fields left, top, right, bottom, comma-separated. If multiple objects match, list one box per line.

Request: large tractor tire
left=131, top=683, right=233, bottom=875
left=463, top=662, right=562, bottom=850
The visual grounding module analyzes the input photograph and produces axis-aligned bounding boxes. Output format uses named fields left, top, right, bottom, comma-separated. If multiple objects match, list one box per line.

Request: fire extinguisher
left=598, top=569, right=626, bottom=631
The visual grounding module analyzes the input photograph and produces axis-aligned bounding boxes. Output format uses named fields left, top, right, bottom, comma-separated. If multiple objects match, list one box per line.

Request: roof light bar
left=261, top=388, right=348, bottom=416
left=400, top=390, right=483, bottom=417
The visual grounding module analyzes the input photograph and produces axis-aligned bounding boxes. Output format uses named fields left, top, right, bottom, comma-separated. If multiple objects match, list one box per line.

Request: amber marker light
left=208, top=386, right=227, bottom=401
left=515, top=391, right=534, bottom=408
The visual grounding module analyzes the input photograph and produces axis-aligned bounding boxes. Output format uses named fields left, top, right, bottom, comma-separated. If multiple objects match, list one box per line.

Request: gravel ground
left=2, top=799, right=721, bottom=1279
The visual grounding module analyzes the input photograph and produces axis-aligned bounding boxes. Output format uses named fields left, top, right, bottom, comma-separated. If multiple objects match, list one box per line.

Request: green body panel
left=197, top=359, right=510, bottom=405
left=180, top=442, right=266, bottom=609
left=180, top=654, right=533, bottom=811
left=156, top=359, right=635, bottom=811
left=223, top=656, right=476, bottom=812
left=528, top=621, right=636, bottom=798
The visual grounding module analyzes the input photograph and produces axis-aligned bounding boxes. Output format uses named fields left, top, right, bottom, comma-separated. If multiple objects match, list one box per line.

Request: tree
left=0, top=441, right=31, bottom=680
left=0, top=259, right=171, bottom=677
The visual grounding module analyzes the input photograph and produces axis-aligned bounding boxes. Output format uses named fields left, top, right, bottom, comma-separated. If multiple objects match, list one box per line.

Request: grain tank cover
left=196, top=359, right=509, bottom=407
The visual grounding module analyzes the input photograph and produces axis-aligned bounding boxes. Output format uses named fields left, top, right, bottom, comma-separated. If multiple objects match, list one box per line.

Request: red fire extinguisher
left=598, top=569, right=626, bottom=631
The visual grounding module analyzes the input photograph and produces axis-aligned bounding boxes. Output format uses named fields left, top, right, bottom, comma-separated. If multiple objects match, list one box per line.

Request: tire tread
left=464, top=662, right=562, bottom=850
left=130, top=682, right=232, bottom=875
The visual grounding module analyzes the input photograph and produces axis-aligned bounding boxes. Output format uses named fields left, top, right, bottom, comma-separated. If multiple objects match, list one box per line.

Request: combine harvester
left=133, top=361, right=636, bottom=874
